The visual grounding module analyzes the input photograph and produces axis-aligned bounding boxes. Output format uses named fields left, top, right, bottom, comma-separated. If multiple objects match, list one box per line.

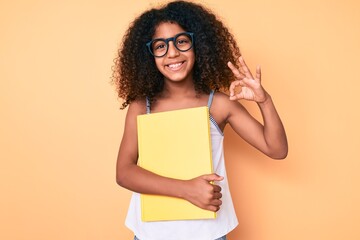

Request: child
left=113, top=1, right=288, bottom=239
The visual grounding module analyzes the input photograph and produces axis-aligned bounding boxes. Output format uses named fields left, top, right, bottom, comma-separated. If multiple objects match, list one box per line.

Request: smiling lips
left=166, top=61, right=184, bottom=70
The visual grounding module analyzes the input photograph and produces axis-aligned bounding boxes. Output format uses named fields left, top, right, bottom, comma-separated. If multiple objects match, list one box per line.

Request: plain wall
left=1, top=0, right=359, bottom=239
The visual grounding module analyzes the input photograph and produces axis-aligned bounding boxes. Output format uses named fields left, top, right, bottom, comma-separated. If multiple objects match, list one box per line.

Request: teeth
left=168, top=62, right=182, bottom=68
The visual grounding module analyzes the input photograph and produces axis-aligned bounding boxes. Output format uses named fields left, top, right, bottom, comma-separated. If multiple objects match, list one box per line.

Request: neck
left=161, top=79, right=197, bottom=98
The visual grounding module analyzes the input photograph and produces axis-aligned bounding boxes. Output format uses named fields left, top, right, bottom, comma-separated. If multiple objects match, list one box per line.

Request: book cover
left=137, top=106, right=215, bottom=222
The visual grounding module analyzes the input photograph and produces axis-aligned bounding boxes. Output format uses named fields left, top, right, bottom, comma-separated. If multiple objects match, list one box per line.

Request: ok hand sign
left=227, top=56, right=268, bottom=103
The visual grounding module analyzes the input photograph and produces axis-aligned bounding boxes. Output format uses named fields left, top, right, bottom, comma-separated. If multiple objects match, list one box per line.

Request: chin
left=164, top=74, right=191, bottom=83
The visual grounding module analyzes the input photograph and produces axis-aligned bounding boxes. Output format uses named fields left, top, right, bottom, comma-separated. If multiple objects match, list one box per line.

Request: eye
left=154, top=43, right=166, bottom=50
left=176, top=37, right=190, bottom=45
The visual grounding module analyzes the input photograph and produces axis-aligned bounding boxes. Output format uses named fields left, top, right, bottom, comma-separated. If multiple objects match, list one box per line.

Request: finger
left=213, top=185, right=222, bottom=193
left=229, top=80, right=241, bottom=97
left=227, top=61, right=245, bottom=79
left=202, top=173, right=224, bottom=182
left=208, top=205, right=221, bottom=212
left=213, top=192, right=222, bottom=199
left=238, top=80, right=246, bottom=87
left=230, top=91, right=245, bottom=101
left=256, top=65, right=261, bottom=83
left=241, top=77, right=256, bottom=86
left=210, top=199, right=222, bottom=208
left=230, top=80, right=246, bottom=89
left=239, top=56, right=253, bottom=79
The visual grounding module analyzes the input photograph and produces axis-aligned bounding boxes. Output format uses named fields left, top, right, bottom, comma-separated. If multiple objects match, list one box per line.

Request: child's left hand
left=227, top=56, right=268, bottom=103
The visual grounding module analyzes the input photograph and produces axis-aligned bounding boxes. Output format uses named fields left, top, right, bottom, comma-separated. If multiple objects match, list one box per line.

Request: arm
left=116, top=100, right=223, bottom=211
left=226, top=56, right=288, bottom=159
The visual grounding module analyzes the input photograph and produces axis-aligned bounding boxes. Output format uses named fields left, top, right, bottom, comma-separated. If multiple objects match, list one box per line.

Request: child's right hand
left=183, top=174, right=224, bottom=212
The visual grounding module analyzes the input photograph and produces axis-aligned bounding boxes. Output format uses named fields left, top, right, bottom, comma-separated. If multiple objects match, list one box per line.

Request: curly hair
left=112, top=0, right=241, bottom=109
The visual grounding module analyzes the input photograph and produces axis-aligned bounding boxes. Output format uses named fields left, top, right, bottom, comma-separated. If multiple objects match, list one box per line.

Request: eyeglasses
left=146, top=32, right=194, bottom=58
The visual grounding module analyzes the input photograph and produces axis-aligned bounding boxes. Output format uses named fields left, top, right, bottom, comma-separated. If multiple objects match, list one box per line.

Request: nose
left=166, top=41, right=180, bottom=57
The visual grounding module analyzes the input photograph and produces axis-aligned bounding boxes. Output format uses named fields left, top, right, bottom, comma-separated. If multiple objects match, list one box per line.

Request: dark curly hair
left=112, top=0, right=241, bottom=109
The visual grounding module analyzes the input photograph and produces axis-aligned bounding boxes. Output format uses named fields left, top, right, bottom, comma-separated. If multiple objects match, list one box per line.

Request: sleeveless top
left=125, top=90, right=238, bottom=240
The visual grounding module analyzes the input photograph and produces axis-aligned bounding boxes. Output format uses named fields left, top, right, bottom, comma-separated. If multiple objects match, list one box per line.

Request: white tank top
left=125, top=91, right=238, bottom=240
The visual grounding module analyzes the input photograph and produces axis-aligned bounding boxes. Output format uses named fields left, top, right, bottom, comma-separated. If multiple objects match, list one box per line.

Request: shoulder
left=213, top=91, right=244, bottom=111
left=213, top=91, right=231, bottom=103
left=125, top=99, right=147, bottom=120
left=209, top=91, right=233, bottom=127
left=211, top=91, right=247, bottom=125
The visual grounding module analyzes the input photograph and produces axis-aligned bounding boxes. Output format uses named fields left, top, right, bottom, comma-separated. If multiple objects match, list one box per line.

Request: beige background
left=1, top=0, right=359, bottom=239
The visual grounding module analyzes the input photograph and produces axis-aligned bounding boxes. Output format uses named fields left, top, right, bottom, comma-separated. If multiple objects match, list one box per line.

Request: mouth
left=166, top=61, right=185, bottom=71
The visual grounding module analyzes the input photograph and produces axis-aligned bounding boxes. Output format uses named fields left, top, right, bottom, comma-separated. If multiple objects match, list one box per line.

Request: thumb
left=202, top=173, right=224, bottom=182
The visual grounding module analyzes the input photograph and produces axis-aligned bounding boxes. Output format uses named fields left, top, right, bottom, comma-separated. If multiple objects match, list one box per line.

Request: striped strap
left=146, top=97, right=151, bottom=114
left=207, top=90, right=215, bottom=109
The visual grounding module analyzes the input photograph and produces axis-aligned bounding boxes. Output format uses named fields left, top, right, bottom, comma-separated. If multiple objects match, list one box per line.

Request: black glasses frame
left=146, top=32, right=194, bottom=58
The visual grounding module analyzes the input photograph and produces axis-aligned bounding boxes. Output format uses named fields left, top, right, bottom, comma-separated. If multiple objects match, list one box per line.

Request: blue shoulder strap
left=207, top=90, right=215, bottom=109
left=146, top=97, right=151, bottom=114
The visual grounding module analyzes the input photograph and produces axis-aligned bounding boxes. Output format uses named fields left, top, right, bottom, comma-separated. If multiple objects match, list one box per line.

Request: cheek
left=187, top=51, right=195, bottom=63
left=154, top=58, right=163, bottom=71
left=188, top=52, right=195, bottom=68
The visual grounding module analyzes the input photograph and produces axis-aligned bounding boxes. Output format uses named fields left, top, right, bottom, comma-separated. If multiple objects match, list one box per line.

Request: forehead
left=153, top=22, right=186, bottom=39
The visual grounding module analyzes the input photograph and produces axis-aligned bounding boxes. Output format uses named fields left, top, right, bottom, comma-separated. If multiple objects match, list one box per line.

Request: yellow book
left=137, top=106, right=215, bottom=222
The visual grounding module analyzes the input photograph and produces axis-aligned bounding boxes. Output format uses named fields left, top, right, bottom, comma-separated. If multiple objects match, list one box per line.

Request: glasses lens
left=151, top=39, right=167, bottom=57
left=175, top=33, right=193, bottom=52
